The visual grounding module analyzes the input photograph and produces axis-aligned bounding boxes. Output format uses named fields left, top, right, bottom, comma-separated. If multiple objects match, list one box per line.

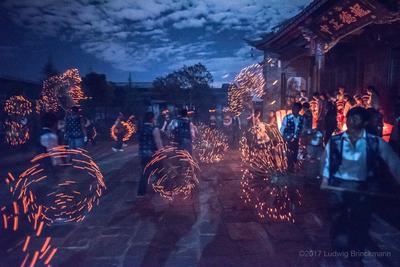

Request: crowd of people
left=34, top=86, right=400, bottom=266
left=277, top=86, right=400, bottom=266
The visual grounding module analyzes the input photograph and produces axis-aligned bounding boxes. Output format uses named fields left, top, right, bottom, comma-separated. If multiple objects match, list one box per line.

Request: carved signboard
left=310, top=0, right=389, bottom=41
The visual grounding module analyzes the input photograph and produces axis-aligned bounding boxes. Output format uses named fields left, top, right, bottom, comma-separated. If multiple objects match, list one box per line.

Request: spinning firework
left=4, top=95, right=32, bottom=116
left=194, top=124, right=229, bottom=163
left=234, top=63, right=266, bottom=98
left=1, top=181, right=57, bottom=267
left=240, top=123, right=302, bottom=222
left=111, top=116, right=136, bottom=142
left=228, top=63, right=266, bottom=116
left=227, top=84, right=248, bottom=117
left=5, top=120, right=30, bottom=146
left=144, top=146, right=199, bottom=200
left=37, top=68, right=87, bottom=112
left=12, top=146, right=106, bottom=225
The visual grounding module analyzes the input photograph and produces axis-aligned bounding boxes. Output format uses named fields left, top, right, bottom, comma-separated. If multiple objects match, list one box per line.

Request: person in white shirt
left=38, top=113, right=62, bottom=166
left=280, top=102, right=304, bottom=172
left=321, top=107, right=400, bottom=265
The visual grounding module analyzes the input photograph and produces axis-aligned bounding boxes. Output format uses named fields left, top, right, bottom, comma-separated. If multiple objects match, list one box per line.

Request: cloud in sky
left=1, top=0, right=311, bottom=83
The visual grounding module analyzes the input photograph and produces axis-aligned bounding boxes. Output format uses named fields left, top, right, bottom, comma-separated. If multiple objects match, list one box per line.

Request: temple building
left=250, top=0, right=400, bottom=119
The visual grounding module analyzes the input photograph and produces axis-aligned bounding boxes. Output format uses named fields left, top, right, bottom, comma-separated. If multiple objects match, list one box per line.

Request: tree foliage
left=153, top=63, right=213, bottom=106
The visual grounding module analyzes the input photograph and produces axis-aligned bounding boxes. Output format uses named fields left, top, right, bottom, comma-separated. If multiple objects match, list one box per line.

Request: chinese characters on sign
left=319, top=3, right=372, bottom=36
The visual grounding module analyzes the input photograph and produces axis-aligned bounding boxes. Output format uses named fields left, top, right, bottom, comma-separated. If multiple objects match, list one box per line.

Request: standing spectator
left=366, top=108, right=383, bottom=137
left=209, top=110, right=217, bottom=129
left=222, top=113, right=233, bottom=146
left=85, top=118, right=96, bottom=146
left=317, top=93, right=328, bottom=132
left=280, top=102, right=304, bottom=172
left=321, top=107, right=400, bottom=266
left=65, top=106, right=86, bottom=150
left=37, top=113, right=61, bottom=167
left=343, top=96, right=355, bottom=118
left=301, top=102, right=313, bottom=160
left=354, top=94, right=364, bottom=107
left=298, top=90, right=308, bottom=104
left=390, top=115, right=400, bottom=155
left=159, top=108, right=171, bottom=145
left=324, top=100, right=338, bottom=145
left=336, top=86, right=345, bottom=101
left=366, top=85, right=380, bottom=109
left=112, top=113, right=125, bottom=152
left=138, top=112, right=163, bottom=196
left=231, top=115, right=241, bottom=150
left=172, top=108, right=196, bottom=155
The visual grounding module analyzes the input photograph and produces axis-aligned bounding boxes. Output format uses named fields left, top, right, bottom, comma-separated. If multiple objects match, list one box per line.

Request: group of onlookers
left=38, top=106, right=94, bottom=167
left=279, top=86, right=400, bottom=266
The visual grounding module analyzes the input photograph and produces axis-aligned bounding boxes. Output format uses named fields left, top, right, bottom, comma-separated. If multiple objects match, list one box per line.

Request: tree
left=41, top=56, right=59, bottom=80
left=153, top=63, right=214, bottom=111
left=82, top=72, right=115, bottom=125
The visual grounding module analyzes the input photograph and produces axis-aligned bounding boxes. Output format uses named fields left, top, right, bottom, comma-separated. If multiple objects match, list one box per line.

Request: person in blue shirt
left=280, top=102, right=304, bottom=172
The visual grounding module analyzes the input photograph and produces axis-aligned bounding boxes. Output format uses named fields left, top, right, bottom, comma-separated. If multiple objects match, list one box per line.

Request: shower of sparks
left=5, top=120, right=30, bottom=146
left=4, top=95, right=33, bottom=116
left=37, top=68, right=87, bottom=113
left=1, top=186, right=57, bottom=267
left=228, top=63, right=266, bottom=116
left=111, top=116, right=136, bottom=142
left=234, top=63, right=266, bottom=98
left=144, top=146, right=200, bottom=201
left=240, top=123, right=302, bottom=223
left=227, top=83, right=248, bottom=117
left=11, top=146, right=106, bottom=225
left=194, top=123, right=229, bottom=163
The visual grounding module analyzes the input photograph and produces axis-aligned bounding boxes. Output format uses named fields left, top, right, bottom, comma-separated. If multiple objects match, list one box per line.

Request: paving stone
left=87, top=236, right=131, bottom=257
left=2, top=141, right=399, bottom=267
left=227, top=222, right=268, bottom=241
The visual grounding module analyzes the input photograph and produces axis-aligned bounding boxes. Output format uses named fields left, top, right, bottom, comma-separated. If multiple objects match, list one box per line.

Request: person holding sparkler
left=280, top=102, right=304, bottom=172
left=138, top=111, right=163, bottom=196
left=112, top=113, right=125, bottom=152
left=321, top=107, right=400, bottom=266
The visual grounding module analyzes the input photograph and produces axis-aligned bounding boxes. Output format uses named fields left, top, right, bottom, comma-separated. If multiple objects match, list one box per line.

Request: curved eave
left=248, top=0, right=332, bottom=51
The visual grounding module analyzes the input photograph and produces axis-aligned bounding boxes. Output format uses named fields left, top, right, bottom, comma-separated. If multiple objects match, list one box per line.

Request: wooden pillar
left=281, top=72, right=287, bottom=109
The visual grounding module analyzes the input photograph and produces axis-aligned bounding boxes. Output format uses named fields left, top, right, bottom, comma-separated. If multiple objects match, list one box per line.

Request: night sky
left=0, top=0, right=310, bottom=85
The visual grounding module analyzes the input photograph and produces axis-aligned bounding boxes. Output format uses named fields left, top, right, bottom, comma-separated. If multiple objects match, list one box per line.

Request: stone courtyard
left=1, top=142, right=399, bottom=267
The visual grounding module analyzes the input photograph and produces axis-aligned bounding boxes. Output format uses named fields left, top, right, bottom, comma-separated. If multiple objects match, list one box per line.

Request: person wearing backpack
left=171, top=108, right=196, bottom=155
left=321, top=107, right=400, bottom=266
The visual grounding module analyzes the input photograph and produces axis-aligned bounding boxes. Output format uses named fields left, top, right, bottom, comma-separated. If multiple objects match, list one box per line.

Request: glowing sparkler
left=240, top=123, right=302, bottom=222
left=1, top=181, right=57, bottom=267
left=5, top=120, right=30, bottom=146
left=38, top=68, right=87, bottom=112
left=12, top=146, right=106, bottom=225
left=228, top=63, right=266, bottom=117
left=110, top=116, right=136, bottom=142
left=234, top=63, right=266, bottom=98
left=194, top=123, right=229, bottom=163
left=227, top=83, right=248, bottom=117
left=144, top=146, right=199, bottom=200
left=4, top=95, right=33, bottom=116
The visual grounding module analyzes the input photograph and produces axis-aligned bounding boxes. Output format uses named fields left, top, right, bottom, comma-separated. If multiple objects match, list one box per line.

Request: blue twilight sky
left=0, top=0, right=310, bottom=85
